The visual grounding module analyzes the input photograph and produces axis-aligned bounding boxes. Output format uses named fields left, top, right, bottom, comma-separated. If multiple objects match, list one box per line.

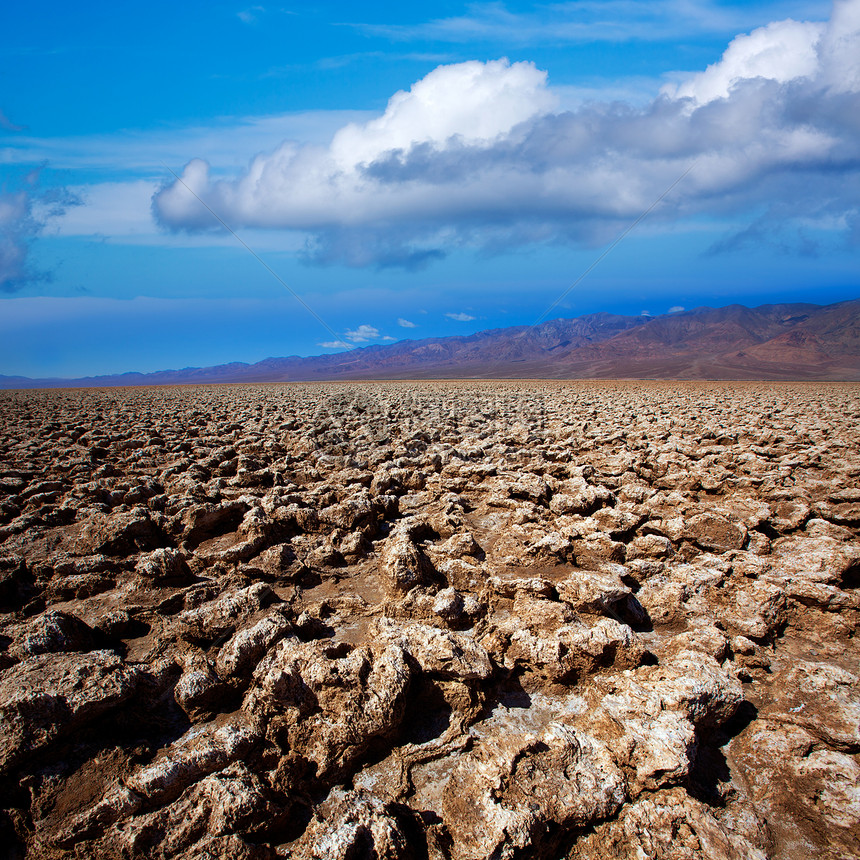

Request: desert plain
left=0, top=379, right=858, bottom=859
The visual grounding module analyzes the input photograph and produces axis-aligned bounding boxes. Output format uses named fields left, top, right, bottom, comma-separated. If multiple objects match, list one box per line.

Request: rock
left=135, top=546, right=194, bottom=584
left=115, top=764, right=276, bottom=859
left=176, top=583, right=275, bottom=643
left=55, top=717, right=261, bottom=847
left=93, top=609, right=135, bottom=638
left=431, top=586, right=483, bottom=628
left=768, top=497, right=811, bottom=532
left=437, top=531, right=483, bottom=559
left=549, top=479, right=614, bottom=515
left=572, top=532, right=626, bottom=565
left=764, top=661, right=860, bottom=752
left=720, top=579, right=787, bottom=639
left=337, top=530, right=371, bottom=561
left=626, top=533, right=674, bottom=560
left=441, top=724, right=626, bottom=859
left=76, top=508, right=168, bottom=555
left=556, top=567, right=645, bottom=624
left=663, top=625, right=731, bottom=662
left=377, top=619, right=494, bottom=681
left=381, top=528, right=437, bottom=594
left=253, top=542, right=300, bottom=577
left=319, top=490, right=379, bottom=531
left=243, top=638, right=411, bottom=783
left=215, top=612, right=294, bottom=678
left=731, top=721, right=860, bottom=860
left=0, top=555, right=33, bottom=608
left=731, top=634, right=756, bottom=656
left=595, top=651, right=744, bottom=793
left=487, top=574, right=554, bottom=600
left=592, top=506, right=643, bottom=537
left=528, top=530, right=575, bottom=561
left=290, top=788, right=411, bottom=860
left=0, top=650, right=140, bottom=772
left=174, top=655, right=229, bottom=718
left=180, top=500, right=247, bottom=545
left=127, top=718, right=260, bottom=805
left=9, top=609, right=95, bottom=658
left=568, top=787, right=768, bottom=860
left=494, top=600, right=645, bottom=683
left=46, top=571, right=115, bottom=601
left=432, top=586, right=466, bottom=624
left=771, top=534, right=860, bottom=586
left=507, top=473, right=551, bottom=504
left=684, top=512, right=747, bottom=552
left=791, top=748, right=860, bottom=831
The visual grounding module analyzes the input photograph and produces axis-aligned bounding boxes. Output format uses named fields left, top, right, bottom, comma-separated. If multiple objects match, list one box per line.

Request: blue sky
left=1, top=0, right=858, bottom=377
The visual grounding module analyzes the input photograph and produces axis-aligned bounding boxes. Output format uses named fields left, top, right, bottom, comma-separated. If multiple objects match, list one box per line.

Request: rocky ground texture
left=0, top=380, right=858, bottom=860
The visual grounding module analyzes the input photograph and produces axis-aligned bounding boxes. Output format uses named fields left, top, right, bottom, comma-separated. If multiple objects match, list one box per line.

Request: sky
left=1, top=0, right=858, bottom=378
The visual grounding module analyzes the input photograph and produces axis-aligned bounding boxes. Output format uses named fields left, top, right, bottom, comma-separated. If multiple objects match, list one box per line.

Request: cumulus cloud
left=663, top=17, right=833, bottom=106
left=446, top=311, right=476, bottom=321
left=669, top=305, right=685, bottom=313
left=1, top=176, right=81, bottom=292
left=344, top=324, right=381, bottom=342
left=317, top=323, right=394, bottom=348
left=153, top=2, right=860, bottom=267
left=398, top=317, right=418, bottom=327
left=330, top=59, right=556, bottom=167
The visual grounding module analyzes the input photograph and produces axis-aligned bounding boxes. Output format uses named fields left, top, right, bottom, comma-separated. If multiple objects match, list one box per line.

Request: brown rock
left=684, top=512, right=747, bottom=552
left=0, top=650, right=140, bottom=772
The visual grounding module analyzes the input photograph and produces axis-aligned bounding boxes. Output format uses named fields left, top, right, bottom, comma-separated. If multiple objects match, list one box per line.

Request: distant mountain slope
left=2, top=300, right=859, bottom=389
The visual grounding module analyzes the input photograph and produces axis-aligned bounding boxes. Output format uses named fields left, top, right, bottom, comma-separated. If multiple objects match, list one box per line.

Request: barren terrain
left=1, top=380, right=858, bottom=859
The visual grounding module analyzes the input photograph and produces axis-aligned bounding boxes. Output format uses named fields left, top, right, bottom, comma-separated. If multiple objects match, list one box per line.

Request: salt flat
left=1, top=381, right=858, bottom=859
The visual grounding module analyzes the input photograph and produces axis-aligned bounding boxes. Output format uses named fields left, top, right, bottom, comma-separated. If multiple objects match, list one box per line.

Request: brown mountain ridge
left=3, top=299, right=859, bottom=388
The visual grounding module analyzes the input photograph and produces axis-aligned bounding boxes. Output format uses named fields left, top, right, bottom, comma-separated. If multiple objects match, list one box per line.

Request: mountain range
left=3, top=299, right=860, bottom=389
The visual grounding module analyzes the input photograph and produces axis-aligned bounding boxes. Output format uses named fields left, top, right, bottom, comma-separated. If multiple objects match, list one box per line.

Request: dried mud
left=0, top=380, right=858, bottom=860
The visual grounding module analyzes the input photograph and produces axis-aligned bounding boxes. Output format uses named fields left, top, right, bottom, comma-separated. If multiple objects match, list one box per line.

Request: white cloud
left=318, top=340, right=349, bottom=348
left=329, top=59, right=556, bottom=169
left=669, top=305, right=685, bottom=312
left=446, top=311, right=476, bottom=321
left=4, top=109, right=373, bottom=246
left=51, top=181, right=159, bottom=238
left=666, top=18, right=825, bottom=105
left=0, top=190, right=34, bottom=291
left=1, top=180, right=81, bottom=292
left=820, top=0, right=860, bottom=92
left=153, top=3, right=860, bottom=267
left=397, top=317, right=418, bottom=327
left=345, top=324, right=381, bottom=342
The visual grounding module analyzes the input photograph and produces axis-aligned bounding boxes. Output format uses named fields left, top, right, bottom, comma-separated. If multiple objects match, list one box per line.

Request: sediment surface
left=1, top=380, right=858, bottom=859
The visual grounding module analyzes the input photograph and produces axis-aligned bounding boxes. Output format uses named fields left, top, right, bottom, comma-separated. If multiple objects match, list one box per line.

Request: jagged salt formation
left=0, top=381, right=858, bottom=859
